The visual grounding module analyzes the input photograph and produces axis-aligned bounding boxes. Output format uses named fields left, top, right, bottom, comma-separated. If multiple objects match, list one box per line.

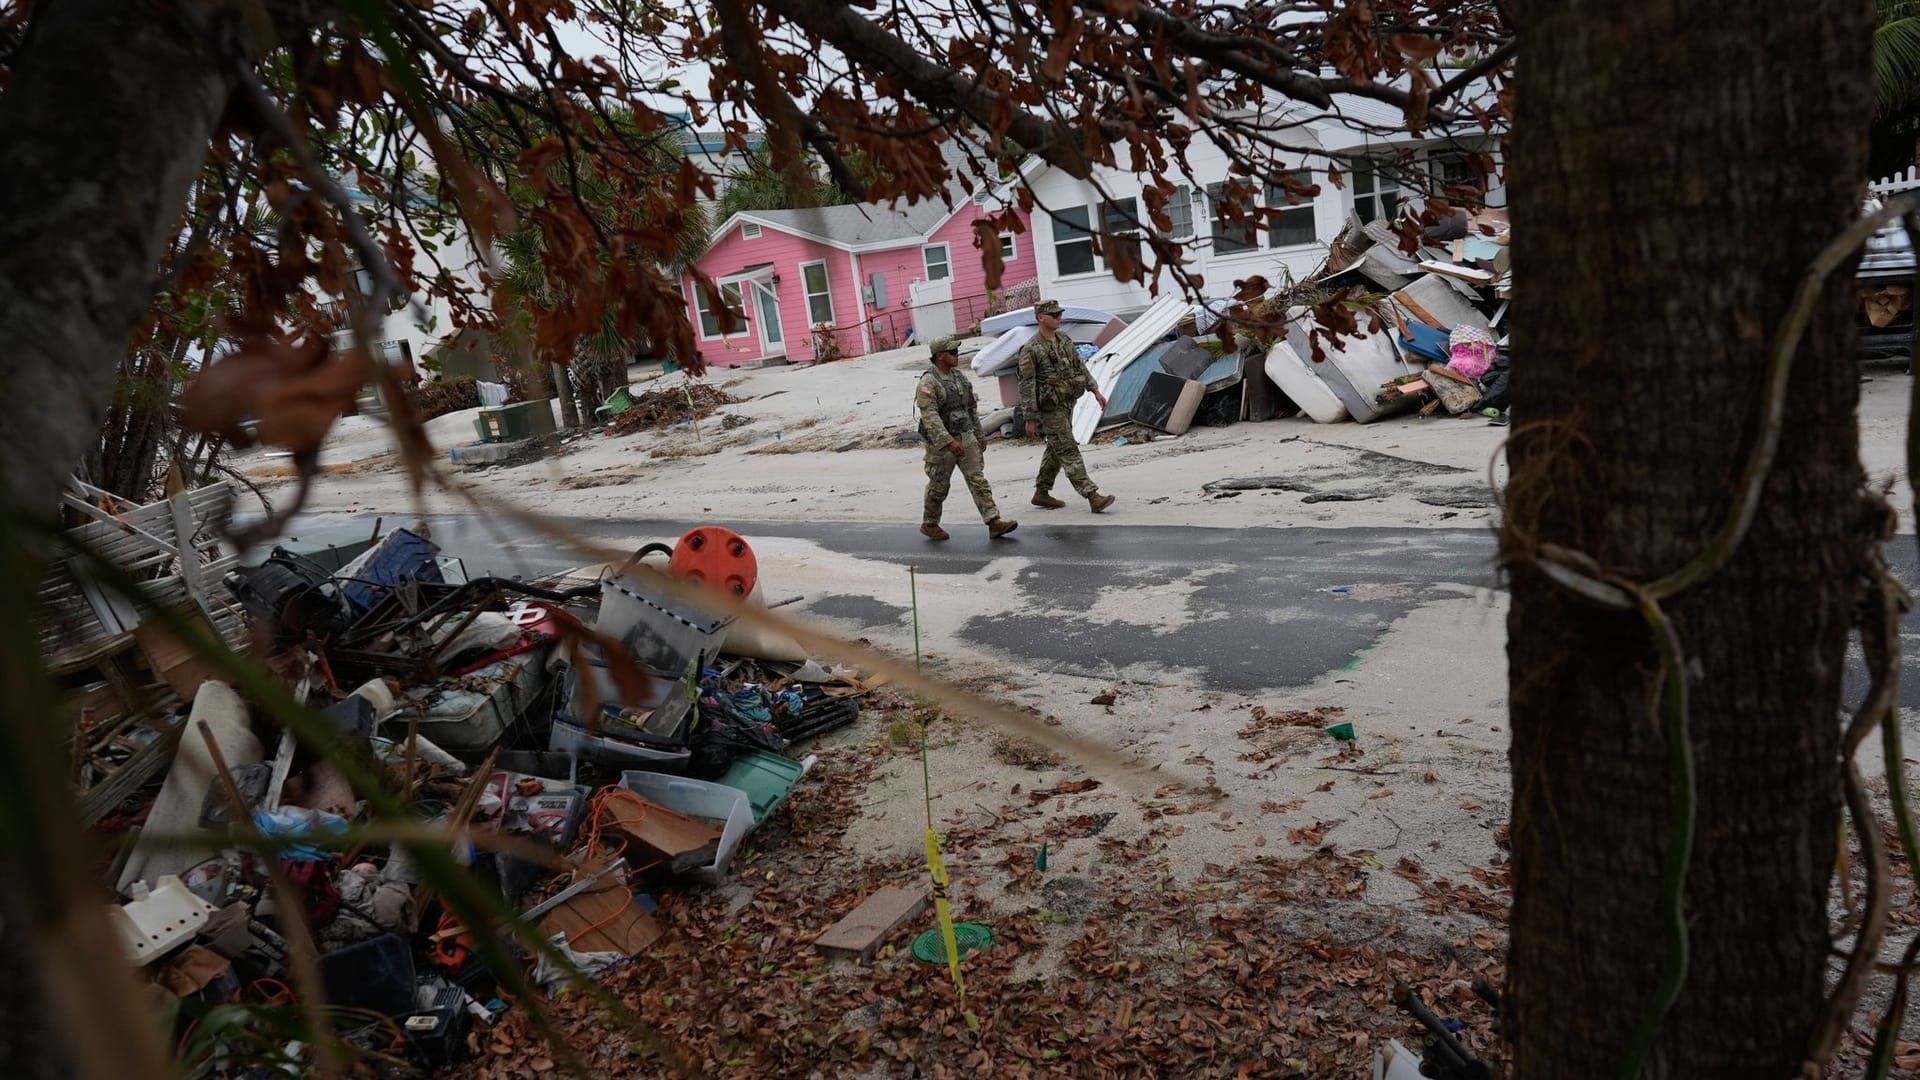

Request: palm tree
left=494, top=229, right=576, bottom=426
left=1878, top=0, right=1920, bottom=115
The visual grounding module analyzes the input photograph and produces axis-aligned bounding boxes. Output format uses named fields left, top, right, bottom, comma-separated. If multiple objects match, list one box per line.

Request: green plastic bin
left=718, top=751, right=804, bottom=826
left=475, top=399, right=557, bottom=442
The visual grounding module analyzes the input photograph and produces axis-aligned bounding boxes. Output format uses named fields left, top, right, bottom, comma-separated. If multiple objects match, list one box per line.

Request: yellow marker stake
left=925, top=828, right=966, bottom=998
left=911, top=566, right=966, bottom=998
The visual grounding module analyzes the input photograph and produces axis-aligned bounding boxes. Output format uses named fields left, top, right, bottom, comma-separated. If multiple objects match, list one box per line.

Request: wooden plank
left=815, top=886, right=930, bottom=960
left=134, top=610, right=225, bottom=704
left=539, top=882, right=665, bottom=956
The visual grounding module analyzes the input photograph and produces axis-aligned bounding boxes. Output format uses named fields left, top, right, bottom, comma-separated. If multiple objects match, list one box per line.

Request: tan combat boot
left=1032, top=489, right=1066, bottom=509
left=920, top=521, right=950, bottom=541
left=1088, top=493, right=1116, bottom=513
left=987, top=517, right=1018, bottom=539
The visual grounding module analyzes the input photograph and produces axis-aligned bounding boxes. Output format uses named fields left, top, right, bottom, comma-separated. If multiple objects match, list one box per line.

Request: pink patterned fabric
left=1448, top=324, right=1497, bottom=381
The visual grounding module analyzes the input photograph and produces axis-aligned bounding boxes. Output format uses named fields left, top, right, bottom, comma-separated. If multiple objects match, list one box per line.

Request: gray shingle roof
left=737, top=136, right=1002, bottom=248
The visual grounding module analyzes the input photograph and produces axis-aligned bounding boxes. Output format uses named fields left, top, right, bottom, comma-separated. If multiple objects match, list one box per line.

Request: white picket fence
left=1871, top=166, right=1920, bottom=196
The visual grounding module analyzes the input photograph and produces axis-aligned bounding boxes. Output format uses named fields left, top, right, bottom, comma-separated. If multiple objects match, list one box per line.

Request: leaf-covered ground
left=460, top=701, right=1511, bottom=1079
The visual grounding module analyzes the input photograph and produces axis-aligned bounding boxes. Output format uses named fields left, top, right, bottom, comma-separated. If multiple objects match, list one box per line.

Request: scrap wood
left=1425, top=363, right=1484, bottom=415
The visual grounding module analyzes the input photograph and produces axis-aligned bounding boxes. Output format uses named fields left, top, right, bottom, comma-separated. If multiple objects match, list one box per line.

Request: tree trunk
left=553, top=362, right=581, bottom=428
left=1504, top=3, right=1875, bottom=1078
left=0, top=3, right=246, bottom=1077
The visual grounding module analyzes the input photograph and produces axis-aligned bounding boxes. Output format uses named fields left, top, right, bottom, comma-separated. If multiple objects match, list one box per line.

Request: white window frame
left=800, top=259, right=835, bottom=325
left=1052, top=205, right=1097, bottom=277
left=694, top=281, right=745, bottom=339
left=922, top=243, right=951, bottom=281
left=1265, top=169, right=1318, bottom=249
left=999, top=233, right=1018, bottom=261
left=1350, top=158, right=1403, bottom=224
left=1099, top=196, right=1143, bottom=270
left=741, top=222, right=762, bottom=240
left=1207, top=181, right=1259, bottom=255
left=1159, top=185, right=1196, bottom=242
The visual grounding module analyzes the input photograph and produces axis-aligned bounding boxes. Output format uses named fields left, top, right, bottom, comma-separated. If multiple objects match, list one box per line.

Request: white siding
left=1026, top=124, right=1507, bottom=315
left=1026, top=127, right=1334, bottom=315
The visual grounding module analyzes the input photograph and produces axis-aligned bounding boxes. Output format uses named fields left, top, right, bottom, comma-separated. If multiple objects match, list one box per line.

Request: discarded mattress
left=1073, top=294, right=1195, bottom=443
left=972, top=318, right=1125, bottom=376
left=1265, top=339, right=1348, bottom=424
left=979, top=303, right=1114, bottom=336
left=970, top=324, right=1037, bottom=375
left=1288, top=321, right=1417, bottom=424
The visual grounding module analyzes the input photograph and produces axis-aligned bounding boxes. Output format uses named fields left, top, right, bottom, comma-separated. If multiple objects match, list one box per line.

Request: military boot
left=1032, top=489, right=1066, bottom=509
left=920, top=521, right=950, bottom=540
left=1088, top=492, right=1116, bottom=513
left=987, top=517, right=1018, bottom=539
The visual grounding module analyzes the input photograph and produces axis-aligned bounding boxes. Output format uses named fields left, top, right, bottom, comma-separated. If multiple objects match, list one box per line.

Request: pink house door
left=748, top=279, right=785, bottom=357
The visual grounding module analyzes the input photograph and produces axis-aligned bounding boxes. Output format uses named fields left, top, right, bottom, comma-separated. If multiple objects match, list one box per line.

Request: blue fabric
left=1398, top=320, right=1451, bottom=363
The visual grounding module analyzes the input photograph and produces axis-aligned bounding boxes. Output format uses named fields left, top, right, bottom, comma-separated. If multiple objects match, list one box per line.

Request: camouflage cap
left=1035, top=299, right=1064, bottom=317
left=928, top=335, right=962, bottom=358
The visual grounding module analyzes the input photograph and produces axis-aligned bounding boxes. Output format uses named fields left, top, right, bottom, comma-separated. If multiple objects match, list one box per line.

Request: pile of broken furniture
left=46, top=497, right=869, bottom=1074
left=964, top=207, right=1512, bottom=440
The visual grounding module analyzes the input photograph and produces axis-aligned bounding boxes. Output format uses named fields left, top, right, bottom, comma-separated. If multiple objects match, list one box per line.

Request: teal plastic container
left=718, top=751, right=804, bottom=825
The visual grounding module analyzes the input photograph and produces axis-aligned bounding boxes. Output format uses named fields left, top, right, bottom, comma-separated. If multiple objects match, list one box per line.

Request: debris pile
left=604, top=382, right=743, bottom=435
left=965, top=206, right=1513, bottom=444
left=53, top=503, right=880, bottom=1075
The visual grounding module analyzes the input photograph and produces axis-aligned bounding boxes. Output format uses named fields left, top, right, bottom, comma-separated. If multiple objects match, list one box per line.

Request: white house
left=1020, top=85, right=1506, bottom=317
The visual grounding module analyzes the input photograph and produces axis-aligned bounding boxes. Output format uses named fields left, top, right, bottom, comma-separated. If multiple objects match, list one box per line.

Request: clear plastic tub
left=616, top=771, right=754, bottom=885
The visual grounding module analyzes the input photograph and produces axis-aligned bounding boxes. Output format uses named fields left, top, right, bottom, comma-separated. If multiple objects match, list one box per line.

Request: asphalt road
left=276, top=512, right=1920, bottom=705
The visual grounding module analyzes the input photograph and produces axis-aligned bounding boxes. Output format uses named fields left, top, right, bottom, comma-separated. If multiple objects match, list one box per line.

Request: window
left=1351, top=160, right=1402, bottom=224
left=1100, top=197, right=1142, bottom=270
left=922, top=243, right=951, bottom=281
left=999, top=233, right=1018, bottom=260
left=1265, top=169, right=1317, bottom=248
left=801, top=260, right=834, bottom=324
left=741, top=222, right=762, bottom=239
left=1207, top=182, right=1258, bottom=254
left=1428, top=151, right=1476, bottom=189
left=1052, top=205, right=1095, bottom=276
left=694, top=281, right=744, bottom=338
left=1160, top=185, right=1195, bottom=241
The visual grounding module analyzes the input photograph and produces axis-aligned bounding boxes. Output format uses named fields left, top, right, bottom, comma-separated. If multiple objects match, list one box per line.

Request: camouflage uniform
left=917, top=361, right=1000, bottom=526
left=1017, top=331, right=1101, bottom=499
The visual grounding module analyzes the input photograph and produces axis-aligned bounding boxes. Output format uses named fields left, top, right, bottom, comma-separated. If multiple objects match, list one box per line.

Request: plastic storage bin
left=616, top=771, right=754, bottom=885
left=718, top=751, right=804, bottom=825
left=596, top=572, right=733, bottom=676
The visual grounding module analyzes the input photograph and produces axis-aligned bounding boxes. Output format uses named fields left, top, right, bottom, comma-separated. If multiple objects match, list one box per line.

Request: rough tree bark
left=1503, top=2, right=1876, bottom=1078
left=0, top=2, right=246, bottom=1077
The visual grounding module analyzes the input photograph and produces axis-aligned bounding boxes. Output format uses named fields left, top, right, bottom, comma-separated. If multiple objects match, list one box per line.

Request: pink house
left=682, top=183, right=1036, bottom=367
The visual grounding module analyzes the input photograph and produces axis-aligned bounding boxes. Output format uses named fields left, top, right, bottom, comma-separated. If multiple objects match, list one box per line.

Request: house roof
left=741, top=199, right=955, bottom=247
left=706, top=136, right=1014, bottom=253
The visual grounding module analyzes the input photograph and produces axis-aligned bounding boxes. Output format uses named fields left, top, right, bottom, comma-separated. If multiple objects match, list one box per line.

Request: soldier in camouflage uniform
left=1018, top=299, right=1116, bottom=513
left=917, top=337, right=1017, bottom=541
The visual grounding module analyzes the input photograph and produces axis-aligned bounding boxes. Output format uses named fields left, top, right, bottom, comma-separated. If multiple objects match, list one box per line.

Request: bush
left=412, top=375, right=481, bottom=420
